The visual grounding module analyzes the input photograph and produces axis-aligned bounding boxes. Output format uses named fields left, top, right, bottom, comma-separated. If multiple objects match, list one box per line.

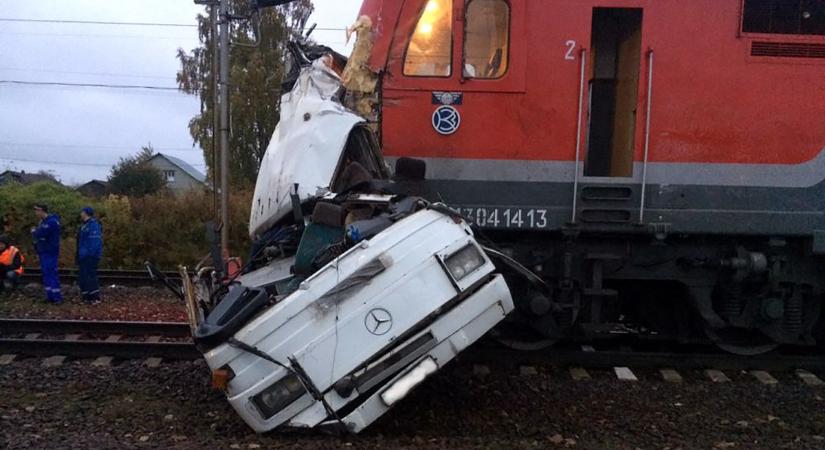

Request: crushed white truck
left=181, top=40, right=516, bottom=434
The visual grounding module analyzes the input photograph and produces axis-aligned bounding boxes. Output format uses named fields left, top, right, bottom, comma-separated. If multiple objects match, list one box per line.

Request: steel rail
left=0, top=319, right=191, bottom=337
left=464, top=347, right=825, bottom=372
left=20, top=268, right=181, bottom=287
left=0, top=338, right=200, bottom=360
left=22, top=268, right=180, bottom=278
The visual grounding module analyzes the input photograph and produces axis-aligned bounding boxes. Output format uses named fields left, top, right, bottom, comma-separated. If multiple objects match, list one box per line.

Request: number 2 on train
left=565, top=40, right=577, bottom=60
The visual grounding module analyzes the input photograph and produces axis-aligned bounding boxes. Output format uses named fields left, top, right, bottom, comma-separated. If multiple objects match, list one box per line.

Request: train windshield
left=463, top=0, right=510, bottom=79
left=404, top=0, right=453, bottom=77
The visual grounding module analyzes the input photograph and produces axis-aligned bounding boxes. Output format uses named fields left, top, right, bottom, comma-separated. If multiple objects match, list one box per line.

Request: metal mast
left=218, top=0, right=230, bottom=255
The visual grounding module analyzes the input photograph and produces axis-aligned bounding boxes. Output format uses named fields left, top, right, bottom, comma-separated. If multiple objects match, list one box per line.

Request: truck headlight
left=444, top=244, right=485, bottom=281
left=251, top=374, right=305, bottom=419
left=380, top=357, right=438, bottom=406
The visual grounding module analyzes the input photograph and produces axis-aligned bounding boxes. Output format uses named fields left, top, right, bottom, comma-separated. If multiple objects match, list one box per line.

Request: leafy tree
left=177, top=0, right=314, bottom=188
left=108, top=145, right=166, bottom=197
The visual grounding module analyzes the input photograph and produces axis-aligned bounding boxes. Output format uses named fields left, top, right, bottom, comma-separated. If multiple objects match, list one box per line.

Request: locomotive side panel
left=356, top=0, right=825, bottom=352
left=366, top=0, right=825, bottom=237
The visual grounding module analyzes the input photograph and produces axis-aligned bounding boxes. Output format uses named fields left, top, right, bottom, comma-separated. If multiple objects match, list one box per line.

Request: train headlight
left=444, top=244, right=485, bottom=282
left=251, top=374, right=305, bottom=419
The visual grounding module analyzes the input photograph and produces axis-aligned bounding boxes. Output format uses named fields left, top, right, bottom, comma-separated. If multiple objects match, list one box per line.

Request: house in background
left=146, top=153, right=207, bottom=194
left=0, top=170, right=62, bottom=186
left=76, top=179, right=108, bottom=198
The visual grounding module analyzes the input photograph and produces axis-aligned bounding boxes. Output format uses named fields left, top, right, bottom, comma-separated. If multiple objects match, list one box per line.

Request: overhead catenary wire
left=0, top=155, right=207, bottom=168
left=0, top=17, right=197, bottom=27
left=0, top=17, right=348, bottom=31
left=0, top=80, right=180, bottom=91
left=0, top=67, right=176, bottom=80
left=0, top=141, right=201, bottom=152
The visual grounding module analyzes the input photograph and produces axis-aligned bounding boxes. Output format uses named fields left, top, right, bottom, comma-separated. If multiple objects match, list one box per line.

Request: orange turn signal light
left=211, top=368, right=233, bottom=391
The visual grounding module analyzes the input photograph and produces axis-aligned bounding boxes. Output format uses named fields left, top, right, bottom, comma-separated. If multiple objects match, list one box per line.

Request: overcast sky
left=0, top=0, right=361, bottom=186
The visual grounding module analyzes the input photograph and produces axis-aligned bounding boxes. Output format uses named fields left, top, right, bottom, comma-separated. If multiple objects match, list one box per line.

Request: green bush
left=0, top=182, right=252, bottom=270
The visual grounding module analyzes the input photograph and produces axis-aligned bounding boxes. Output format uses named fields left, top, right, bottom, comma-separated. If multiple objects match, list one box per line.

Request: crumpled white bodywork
left=249, top=59, right=365, bottom=238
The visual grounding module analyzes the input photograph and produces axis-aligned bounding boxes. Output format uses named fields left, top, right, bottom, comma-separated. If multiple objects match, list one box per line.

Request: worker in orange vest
left=0, top=235, right=24, bottom=294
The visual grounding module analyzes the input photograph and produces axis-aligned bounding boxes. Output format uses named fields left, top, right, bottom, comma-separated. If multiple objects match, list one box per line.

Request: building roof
left=148, top=153, right=206, bottom=184
left=79, top=179, right=108, bottom=187
left=0, top=170, right=61, bottom=185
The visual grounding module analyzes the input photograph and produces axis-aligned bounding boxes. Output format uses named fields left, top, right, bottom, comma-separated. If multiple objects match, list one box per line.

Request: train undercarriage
left=487, top=232, right=824, bottom=355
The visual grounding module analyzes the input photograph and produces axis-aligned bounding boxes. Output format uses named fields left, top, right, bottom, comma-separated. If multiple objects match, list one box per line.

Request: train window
left=742, top=0, right=825, bottom=36
left=404, top=0, right=453, bottom=77
left=463, top=0, right=510, bottom=79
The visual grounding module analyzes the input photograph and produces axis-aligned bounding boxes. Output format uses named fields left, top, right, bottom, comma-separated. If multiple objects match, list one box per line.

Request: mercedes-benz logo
left=432, top=105, right=461, bottom=135
left=364, top=308, right=393, bottom=335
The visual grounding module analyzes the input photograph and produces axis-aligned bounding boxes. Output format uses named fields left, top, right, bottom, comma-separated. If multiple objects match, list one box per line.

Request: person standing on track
left=0, top=235, right=24, bottom=294
left=31, top=203, right=63, bottom=304
left=76, top=207, right=103, bottom=304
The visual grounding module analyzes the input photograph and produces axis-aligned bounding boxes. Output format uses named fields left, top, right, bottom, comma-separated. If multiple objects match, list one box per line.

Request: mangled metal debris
left=182, top=39, right=514, bottom=434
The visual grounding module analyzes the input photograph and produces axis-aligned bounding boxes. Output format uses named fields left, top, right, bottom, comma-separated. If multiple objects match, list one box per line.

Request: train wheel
left=704, top=326, right=778, bottom=356
left=489, top=323, right=557, bottom=351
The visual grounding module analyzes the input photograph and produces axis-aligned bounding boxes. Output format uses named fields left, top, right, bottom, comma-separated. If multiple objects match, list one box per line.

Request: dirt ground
left=2, top=357, right=825, bottom=449
left=0, top=285, right=186, bottom=322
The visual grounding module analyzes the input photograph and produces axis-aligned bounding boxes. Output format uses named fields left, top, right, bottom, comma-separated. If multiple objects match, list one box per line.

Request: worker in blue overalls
left=31, top=203, right=63, bottom=304
left=76, top=207, right=103, bottom=304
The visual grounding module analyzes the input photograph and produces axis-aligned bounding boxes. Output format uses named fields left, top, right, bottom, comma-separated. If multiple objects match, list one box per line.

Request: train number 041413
left=459, top=207, right=549, bottom=229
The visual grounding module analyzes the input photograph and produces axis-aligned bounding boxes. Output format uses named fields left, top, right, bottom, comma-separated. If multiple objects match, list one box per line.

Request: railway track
left=20, top=267, right=180, bottom=287
left=2, top=318, right=824, bottom=382
left=0, top=318, right=198, bottom=362
left=468, top=344, right=825, bottom=372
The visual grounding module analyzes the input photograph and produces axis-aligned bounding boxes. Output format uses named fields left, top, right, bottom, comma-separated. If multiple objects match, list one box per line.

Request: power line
left=0, top=31, right=195, bottom=40
left=0, top=80, right=180, bottom=91
left=0, top=156, right=112, bottom=167
left=0, top=156, right=206, bottom=168
left=0, top=17, right=197, bottom=27
left=0, top=17, right=347, bottom=31
left=0, top=141, right=200, bottom=152
left=0, top=67, right=176, bottom=81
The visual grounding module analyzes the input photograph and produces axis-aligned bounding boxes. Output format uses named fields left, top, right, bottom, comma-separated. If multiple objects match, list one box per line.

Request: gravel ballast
left=2, top=358, right=825, bottom=449
left=0, top=287, right=186, bottom=322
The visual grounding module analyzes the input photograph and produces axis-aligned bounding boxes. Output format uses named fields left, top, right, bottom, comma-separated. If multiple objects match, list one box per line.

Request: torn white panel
left=249, top=59, right=365, bottom=238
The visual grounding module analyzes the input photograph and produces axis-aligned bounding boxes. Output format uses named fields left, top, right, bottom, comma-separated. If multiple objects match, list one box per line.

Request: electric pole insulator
left=253, top=0, right=296, bottom=9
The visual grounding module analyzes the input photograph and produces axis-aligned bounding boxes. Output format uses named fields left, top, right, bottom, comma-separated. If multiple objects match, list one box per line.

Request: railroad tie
left=704, top=369, right=731, bottom=383
left=144, top=357, right=163, bottom=368
left=42, top=356, right=66, bottom=367
left=91, top=356, right=114, bottom=368
left=104, top=335, right=123, bottom=342
left=146, top=336, right=162, bottom=344
left=614, top=366, right=638, bottom=381
left=25, top=333, right=40, bottom=340
left=0, top=354, right=16, bottom=365
left=659, top=368, right=683, bottom=383
left=581, top=345, right=596, bottom=352
left=796, top=369, right=825, bottom=387
left=472, top=364, right=491, bottom=377
left=569, top=367, right=591, bottom=381
left=750, top=370, right=779, bottom=385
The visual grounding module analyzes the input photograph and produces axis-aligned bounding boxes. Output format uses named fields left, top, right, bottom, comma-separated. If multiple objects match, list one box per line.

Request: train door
left=585, top=8, right=643, bottom=178
left=573, top=6, right=647, bottom=227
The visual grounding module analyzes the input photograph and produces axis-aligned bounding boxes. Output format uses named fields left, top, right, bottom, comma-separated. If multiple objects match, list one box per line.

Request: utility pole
left=218, top=0, right=230, bottom=255
left=210, top=2, right=219, bottom=219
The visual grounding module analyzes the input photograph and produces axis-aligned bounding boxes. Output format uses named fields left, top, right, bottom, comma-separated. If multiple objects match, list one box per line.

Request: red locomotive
left=348, top=0, right=825, bottom=354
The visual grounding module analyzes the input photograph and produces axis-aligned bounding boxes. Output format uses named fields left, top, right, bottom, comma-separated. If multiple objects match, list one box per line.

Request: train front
left=180, top=37, right=514, bottom=433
